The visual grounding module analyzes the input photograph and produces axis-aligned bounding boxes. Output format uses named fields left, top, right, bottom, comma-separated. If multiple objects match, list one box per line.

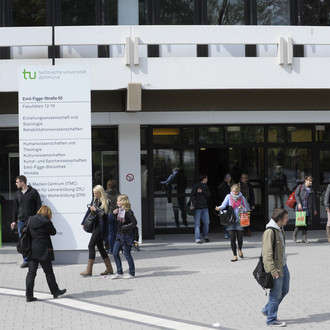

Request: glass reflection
left=268, top=148, right=312, bottom=224
left=257, top=0, right=290, bottom=25
left=207, top=0, right=245, bottom=25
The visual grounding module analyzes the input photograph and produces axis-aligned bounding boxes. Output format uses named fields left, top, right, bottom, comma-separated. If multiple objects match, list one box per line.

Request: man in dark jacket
left=11, top=175, right=42, bottom=268
left=190, top=174, right=211, bottom=244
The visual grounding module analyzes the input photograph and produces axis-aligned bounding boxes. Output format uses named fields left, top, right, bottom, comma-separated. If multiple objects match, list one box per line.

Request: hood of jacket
left=29, top=214, right=51, bottom=230
left=266, top=218, right=280, bottom=230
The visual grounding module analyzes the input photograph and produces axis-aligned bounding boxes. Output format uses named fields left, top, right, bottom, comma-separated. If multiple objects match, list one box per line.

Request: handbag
left=216, top=206, right=235, bottom=226
left=253, top=228, right=276, bottom=291
left=295, top=211, right=307, bottom=226
left=239, top=212, right=250, bottom=227
left=286, top=184, right=302, bottom=209
left=16, top=218, right=32, bottom=256
left=185, top=200, right=195, bottom=216
left=83, top=211, right=98, bottom=233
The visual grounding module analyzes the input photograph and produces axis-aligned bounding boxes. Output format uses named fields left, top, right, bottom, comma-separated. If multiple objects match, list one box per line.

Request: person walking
left=293, top=176, right=317, bottom=244
left=105, top=180, right=121, bottom=254
left=190, top=174, right=211, bottom=244
left=112, top=194, right=137, bottom=279
left=25, top=205, right=66, bottom=302
left=215, top=184, right=247, bottom=261
left=323, top=183, right=330, bottom=243
left=11, top=175, right=42, bottom=268
left=80, top=185, right=113, bottom=276
left=261, top=208, right=290, bottom=327
left=161, top=167, right=188, bottom=227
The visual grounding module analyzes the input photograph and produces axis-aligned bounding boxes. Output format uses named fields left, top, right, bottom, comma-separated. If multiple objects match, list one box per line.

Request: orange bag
left=239, top=212, right=250, bottom=227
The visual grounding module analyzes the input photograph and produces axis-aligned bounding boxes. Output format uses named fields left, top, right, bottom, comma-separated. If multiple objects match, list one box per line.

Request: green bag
left=295, top=211, right=307, bottom=226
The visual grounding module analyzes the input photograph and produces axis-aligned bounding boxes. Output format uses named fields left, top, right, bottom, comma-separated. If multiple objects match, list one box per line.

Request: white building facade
left=1, top=1, right=330, bottom=248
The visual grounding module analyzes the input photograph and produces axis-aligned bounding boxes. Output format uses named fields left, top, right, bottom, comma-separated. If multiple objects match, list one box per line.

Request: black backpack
left=16, top=218, right=32, bottom=257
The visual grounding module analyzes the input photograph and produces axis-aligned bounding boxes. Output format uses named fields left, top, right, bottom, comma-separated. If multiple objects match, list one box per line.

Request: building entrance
left=198, top=147, right=265, bottom=231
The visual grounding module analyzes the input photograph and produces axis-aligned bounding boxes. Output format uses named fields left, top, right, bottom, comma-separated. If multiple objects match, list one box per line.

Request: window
left=11, top=0, right=46, bottom=26
left=159, top=0, right=194, bottom=25
left=302, top=0, right=330, bottom=26
left=207, top=0, right=245, bottom=25
left=257, top=0, right=290, bottom=25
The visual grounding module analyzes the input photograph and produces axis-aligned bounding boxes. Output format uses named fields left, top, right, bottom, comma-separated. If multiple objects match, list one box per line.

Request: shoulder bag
left=185, top=200, right=195, bottom=216
left=253, top=228, right=276, bottom=292
left=16, top=218, right=32, bottom=256
left=215, top=206, right=235, bottom=226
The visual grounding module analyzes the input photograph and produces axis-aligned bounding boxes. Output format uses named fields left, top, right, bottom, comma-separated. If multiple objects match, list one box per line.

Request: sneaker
left=20, top=263, right=28, bottom=268
left=111, top=274, right=123, bottom=279
left=204, top=238, right=210, bottom=242
left=268, top=321, right=286, bottom=327
left=196, top=240, right=203, bottom=244
left=224, top=234, right=229, bottom=239
left=123, top=274, right=135, bottom=279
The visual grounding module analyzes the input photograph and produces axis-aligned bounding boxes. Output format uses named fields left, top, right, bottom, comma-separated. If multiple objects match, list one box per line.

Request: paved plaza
left=0, top=230, right=330, bottom=329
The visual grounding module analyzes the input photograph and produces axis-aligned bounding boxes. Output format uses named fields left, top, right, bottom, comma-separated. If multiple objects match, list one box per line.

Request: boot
left=302, top=230, right=310, bottom=244
left=327, top=226, right=330, bottom=243
left=100, top=257, right=113, bottom=275
left=292, top=227, right=299, bottom=242
left=80, top=259, right=94, bottom=276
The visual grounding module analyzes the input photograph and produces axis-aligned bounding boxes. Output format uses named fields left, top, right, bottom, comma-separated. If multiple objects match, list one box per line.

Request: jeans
left=113, top=240, right=135, bottom=276
left=194, top=208, right=209, bottom=241
left=107, top=214, right=117, bottom=254
left=262, top=264, right=290, bottom=325
left=18, top=220, right=28, bottom=263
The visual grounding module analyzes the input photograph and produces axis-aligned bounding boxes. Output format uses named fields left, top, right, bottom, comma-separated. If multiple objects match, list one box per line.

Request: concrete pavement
left=1, top=230, right=330, bottom=329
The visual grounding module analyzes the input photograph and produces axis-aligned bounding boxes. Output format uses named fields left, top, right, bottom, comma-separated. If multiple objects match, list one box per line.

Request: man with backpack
left=261, top=208, right=290, bottom=327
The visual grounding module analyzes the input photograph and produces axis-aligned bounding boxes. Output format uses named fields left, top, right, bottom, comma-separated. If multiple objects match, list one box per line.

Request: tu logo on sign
left=22, top=69, right=36, bottom=80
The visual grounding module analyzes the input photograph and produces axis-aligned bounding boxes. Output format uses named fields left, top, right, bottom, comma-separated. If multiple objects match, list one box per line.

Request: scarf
left=230, top=192, right=245, bottom=209
left=117, top=207, right=126, bottom=223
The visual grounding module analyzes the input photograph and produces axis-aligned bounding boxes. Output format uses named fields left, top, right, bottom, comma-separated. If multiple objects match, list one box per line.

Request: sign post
left=18, top=66, right=92, bottom=250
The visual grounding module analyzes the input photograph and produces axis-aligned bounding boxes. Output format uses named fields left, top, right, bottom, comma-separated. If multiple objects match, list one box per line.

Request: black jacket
left=117, top=209, right=137, bottom=236
left=28, top=214, right=56, bottom=261
left=13, top=185, right=42, bottom=222
left=190, top=182, right=210, bottom=209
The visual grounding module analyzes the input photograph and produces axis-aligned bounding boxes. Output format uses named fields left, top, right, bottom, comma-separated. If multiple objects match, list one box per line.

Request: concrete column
left=118, top=123, right=142, bottom=240
left=118, top=0, right=139, bottom=25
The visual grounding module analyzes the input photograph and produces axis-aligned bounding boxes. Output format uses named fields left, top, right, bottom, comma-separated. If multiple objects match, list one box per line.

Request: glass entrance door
left=267, top=147, right=312, bottom=225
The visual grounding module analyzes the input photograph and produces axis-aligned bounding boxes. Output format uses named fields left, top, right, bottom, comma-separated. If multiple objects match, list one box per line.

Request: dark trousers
left=26, top=258, right=59, bottom=298
left=88, top=224, right=108, bottom=260
left=228, top=230, right=243, bottom=256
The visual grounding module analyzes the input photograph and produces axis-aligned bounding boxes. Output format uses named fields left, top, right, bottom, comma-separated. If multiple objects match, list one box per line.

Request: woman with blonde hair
left=112, top=194, right=137, bottom=279
left=215, top=184, right=247, bottom=262
left=80, top=185, right=113, bottom=276
left=26, top=205, right=66, bottom=302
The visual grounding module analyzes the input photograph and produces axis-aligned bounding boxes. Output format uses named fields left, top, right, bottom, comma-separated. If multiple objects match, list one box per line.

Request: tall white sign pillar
left=118, top=124, right=142, bottom=240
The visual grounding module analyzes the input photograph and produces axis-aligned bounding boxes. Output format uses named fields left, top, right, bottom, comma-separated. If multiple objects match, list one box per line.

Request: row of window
left=0, top=0, right=329, bottom=27
left=149, top=125, right=330, bottom=146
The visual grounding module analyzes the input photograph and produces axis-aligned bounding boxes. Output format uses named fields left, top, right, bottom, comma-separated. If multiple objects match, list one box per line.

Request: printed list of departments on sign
left=20, top=93, right=89, bottom=200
